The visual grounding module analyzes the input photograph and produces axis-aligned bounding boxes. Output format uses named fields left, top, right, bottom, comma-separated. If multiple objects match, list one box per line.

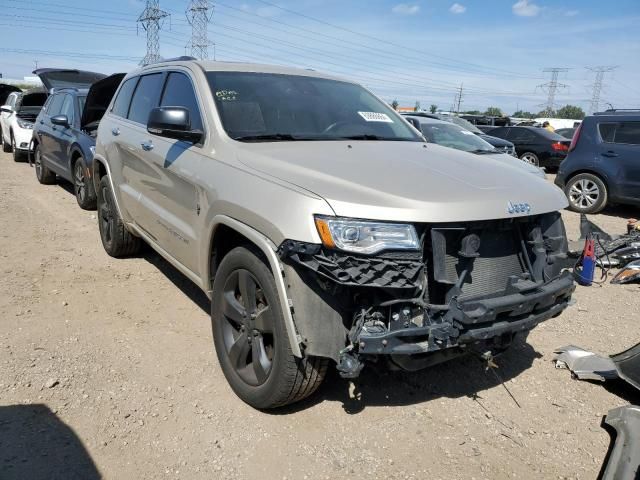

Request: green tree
left=484, top=107, right=503, bottom=117
left=429, top=104, right=438, bottom=114
left=391, top=99, right=399, bottom=110
left=556, top=104, right=585, bottom=120
left=414, top=101, right=421, bottom=112
left=513, top=110, right=535, bottom=119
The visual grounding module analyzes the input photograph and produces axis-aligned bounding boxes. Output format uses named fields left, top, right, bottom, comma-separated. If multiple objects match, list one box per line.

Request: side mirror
left=147, top=107, right=203, bottom=143
left=1, top=106, right=13, bottom=114
left=51, top=115, right=70, bottom=127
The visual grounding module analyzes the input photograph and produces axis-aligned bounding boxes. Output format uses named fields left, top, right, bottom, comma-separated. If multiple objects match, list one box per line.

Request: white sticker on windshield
left=358, top=111, right=394, bottom=123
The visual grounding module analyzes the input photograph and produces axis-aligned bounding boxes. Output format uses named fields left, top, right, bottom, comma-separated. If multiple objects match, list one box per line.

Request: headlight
left=314, top=216, right=420, bottom=255
left=17, top=118, right=33, bottom=129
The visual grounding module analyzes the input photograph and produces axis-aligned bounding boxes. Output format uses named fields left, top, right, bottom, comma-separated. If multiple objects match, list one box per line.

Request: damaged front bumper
left=280, top=212, right=574, bottom=377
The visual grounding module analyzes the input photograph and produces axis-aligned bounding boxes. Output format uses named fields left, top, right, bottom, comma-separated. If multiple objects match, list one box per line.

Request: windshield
left=206, top=71, right=422, bottom=142
left=446, top=115, right=483, bottom=134
left=420, top=123, right=496, bottom=152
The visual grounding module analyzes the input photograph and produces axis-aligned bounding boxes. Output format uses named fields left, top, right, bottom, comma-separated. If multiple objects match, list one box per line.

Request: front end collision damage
left=280, top=211, right=575, bottom=377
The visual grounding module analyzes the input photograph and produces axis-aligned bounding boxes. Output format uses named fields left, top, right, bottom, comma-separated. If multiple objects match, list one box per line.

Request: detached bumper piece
left=601, top=406, right=640, bottom=480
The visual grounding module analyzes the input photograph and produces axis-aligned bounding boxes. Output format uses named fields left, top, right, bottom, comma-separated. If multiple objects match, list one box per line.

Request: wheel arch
left=205, top=215, right=302, bottom=358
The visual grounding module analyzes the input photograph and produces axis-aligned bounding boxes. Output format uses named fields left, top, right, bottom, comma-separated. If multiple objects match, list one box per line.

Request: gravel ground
left=1, top=157, right=639, bottom=480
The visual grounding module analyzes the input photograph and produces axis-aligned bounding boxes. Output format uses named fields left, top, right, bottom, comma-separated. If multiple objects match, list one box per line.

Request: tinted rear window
left=599, top=122, right=640, bottom=145
left=111, top=77, right=138, bottom=118
left=128, top=73, right=164, bottom=125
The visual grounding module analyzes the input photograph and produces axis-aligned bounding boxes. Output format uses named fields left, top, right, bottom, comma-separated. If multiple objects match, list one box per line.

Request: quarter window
left=160, top=72, right=203, bottom=131
left=128, top=73, right=164, bottom=125
left=111, top=77, right=138, bottom=118
left=599, top=122, right=640, bottom=145
left=60, top=94, right=74, bottom=123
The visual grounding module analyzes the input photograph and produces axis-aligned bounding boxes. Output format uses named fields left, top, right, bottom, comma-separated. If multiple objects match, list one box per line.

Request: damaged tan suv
left=94, top=58, right=575, bottom=409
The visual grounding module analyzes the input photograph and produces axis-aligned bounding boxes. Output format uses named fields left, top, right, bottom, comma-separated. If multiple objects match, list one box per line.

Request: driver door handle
left=141, top=141, right=154, bottom=151
left=111, top=128, right=120, bottom=136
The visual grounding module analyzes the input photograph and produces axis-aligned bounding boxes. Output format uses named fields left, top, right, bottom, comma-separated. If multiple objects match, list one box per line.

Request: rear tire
left=211, top=246, right=328, bottom=409
left=96, top=175, right=143, bottom=257
left=34, top=144, right=56, bottom=185
left=73, top=156, right=97, bottom=210
left=520, top=152, right=539, bottom=167
left=2, top=131, right=11, bottom=152
left=565, top=173, right=608, bottom=214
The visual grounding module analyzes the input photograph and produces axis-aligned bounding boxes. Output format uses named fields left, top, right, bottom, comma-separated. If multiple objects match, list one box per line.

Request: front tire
left=520, top=152, right=539, bottom=167
left=73, top=157, right=97, bottom=210
left=34, top=144, right=56, bottom=184
left=96, top=175, right=143, bottom=257
left=11, top=135, right=23, bottom=162
left=2, top=132, right=12, bottom=152
left=211, top=246, right=328, bottom=409
left=565, top=173, right=608, bottom=214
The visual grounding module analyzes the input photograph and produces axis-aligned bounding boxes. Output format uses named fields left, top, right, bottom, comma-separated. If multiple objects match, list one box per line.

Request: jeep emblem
left=507, top=201, right=531, bottom=214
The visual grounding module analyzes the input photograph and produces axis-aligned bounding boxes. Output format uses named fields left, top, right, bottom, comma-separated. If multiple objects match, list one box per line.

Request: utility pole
left=586, top=66, right=618, bottom=114
left=137, top=0, right=170, bottom=66
left=454, top=83, right=464, bottom=113
left=186, top=0, right=215, bottom=60
left=537, top=68, right=569, bottom=116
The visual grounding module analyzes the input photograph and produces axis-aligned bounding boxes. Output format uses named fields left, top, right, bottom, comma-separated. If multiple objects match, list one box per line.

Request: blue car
left=555, top=110, right=640, bottom=213
left=32, top=70, right=124, bottom=210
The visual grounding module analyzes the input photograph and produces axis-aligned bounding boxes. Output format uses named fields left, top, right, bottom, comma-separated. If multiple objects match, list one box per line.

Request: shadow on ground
left=0, top=404, right=101, bottom=480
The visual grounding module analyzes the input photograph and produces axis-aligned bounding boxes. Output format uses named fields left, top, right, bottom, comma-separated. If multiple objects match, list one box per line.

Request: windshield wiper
left=233, top=133, right=299, bottom=142
left=471, top=149, right=498, bottom=155
left=340, top=134, right=414, bottom=141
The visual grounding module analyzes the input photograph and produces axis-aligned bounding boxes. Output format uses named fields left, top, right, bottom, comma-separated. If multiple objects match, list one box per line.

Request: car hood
left=483, top=153, right=545, bottom=178
left=234, top=141, right=567, bottom=223
left=33, top=68, right=106, bottom=91
left=479, top=134, right=513, bottom=147
left=81, top=73, right=125, bottom=129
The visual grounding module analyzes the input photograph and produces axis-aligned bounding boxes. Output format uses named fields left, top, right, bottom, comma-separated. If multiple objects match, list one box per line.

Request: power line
left=537, top=68, right=569, bottom=116
left=137, top=0, right=170, bottom=66
left=186, top=0, right=214, bottom=60
left=586, top=66, right=618, bottom=114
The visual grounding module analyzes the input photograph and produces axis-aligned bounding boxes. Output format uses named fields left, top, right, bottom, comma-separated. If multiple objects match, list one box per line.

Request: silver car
left=94, top=59, right=575, bottom=409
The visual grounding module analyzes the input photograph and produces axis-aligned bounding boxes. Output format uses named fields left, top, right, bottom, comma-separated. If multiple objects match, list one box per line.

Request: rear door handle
left=141, top=141, right=154, bottom=151
left=602, top=151, right=619, bottom=157
left=111, top=128, right=120, bottom=136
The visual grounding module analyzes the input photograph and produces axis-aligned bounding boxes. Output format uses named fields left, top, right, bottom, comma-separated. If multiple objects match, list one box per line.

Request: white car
left=1, top=89, right=48, bottom=161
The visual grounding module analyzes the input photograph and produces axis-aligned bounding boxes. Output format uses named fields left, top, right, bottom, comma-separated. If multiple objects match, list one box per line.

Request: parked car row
left=1, top=59, right=578, bottom=409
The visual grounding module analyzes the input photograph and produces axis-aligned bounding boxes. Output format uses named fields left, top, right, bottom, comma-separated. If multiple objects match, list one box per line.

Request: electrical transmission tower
left=537, top=68, right=569, bottom=116
left=586, top=66, right=618, bottom=114
left=137, top=0, right=170, bottom=66
left=454, top=83, right=464, bottom=113
left=186, top=0, right=214, bottom=60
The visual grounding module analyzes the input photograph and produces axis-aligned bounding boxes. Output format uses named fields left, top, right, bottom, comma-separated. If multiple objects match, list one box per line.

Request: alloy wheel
left=99, top=184, right=115, bottom=246
left=569, top=179, right=600, bottom=209
left=521, top=153, right=539, bottom=166
left=220, top=269, right=274, bottom=386
left=74, top=161, right=86, bottom=203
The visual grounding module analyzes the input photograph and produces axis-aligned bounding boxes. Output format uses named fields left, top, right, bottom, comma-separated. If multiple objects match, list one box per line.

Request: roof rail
left=594, top=108, right=640, bottom=116
left=146, top=56, right=197, bottom=65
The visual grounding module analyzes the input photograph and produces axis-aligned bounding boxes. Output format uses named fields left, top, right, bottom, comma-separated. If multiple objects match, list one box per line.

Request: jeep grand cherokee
left=93, top=59, right=574, bottom=409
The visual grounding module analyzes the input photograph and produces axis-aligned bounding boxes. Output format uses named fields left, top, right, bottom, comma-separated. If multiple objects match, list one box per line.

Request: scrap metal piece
left=553, top=345, right=618, bottom=382
left=601, top=405, right=640, bottom=480
left=611, top=343, right=640, bottom=391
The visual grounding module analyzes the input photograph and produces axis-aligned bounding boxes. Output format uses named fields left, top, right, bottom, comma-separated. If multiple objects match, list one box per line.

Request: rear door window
left=47, top=94, right=65, bottom=116
left=508, top=128, right=535, bottom=142
left=599, top=122, right=640, bottom=145
left=111, top=77, right=138, bottom=118
left=128, top=73, right=164, bottom=125
left=160, top=72, right=203, bottom=131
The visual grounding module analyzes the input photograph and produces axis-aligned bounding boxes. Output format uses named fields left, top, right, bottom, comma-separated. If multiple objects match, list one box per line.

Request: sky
left=1, top=0, right=639, bottom=114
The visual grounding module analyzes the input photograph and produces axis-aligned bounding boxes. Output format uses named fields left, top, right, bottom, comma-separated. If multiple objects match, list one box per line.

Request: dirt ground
left=1, top=155, right=639, bottom=480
